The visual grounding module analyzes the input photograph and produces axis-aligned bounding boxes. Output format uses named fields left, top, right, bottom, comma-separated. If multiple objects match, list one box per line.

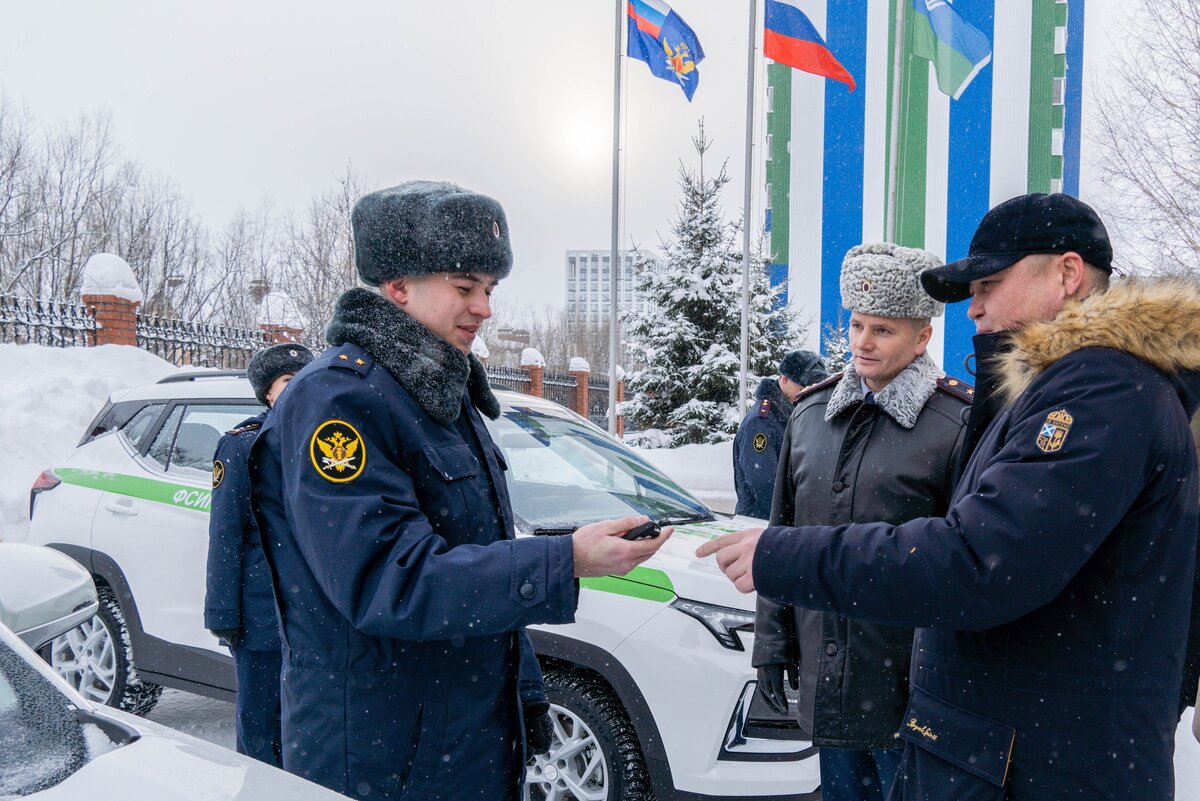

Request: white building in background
left=565, top=250, right=661, bottom=324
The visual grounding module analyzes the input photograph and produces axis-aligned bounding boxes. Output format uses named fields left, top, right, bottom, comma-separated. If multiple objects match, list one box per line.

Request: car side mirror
left=0, top=544, right=99, bottom=651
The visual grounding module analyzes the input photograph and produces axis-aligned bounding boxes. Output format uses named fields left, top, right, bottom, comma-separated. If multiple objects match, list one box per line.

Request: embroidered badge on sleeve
left=1035, top=409, right=1073, bottom=454
left=310, top=420, right=366, bottom=483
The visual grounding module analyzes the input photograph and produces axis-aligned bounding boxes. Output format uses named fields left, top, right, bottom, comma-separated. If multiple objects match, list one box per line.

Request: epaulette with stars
left=936, top=375, right=975, bottom=403
left=792, top=372, right=843, bottom=402
left=330, top=346, right=373, bottom=377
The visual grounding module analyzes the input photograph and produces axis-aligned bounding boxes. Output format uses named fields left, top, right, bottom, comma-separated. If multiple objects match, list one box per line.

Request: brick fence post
left=80, top=253, right=143, bottom=347
left=568, top=357, right=590, bottom=418
left=521, top=348, right=546, bottom=399
left=259, top=323, right=304, bottom=344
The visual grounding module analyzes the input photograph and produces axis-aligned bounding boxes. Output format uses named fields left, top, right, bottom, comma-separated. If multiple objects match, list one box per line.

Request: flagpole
left=886, top=0, right=906, bottom=243
left=608, top=0, right=623, bottom=435
left=739, top=0, right=759, bottom=419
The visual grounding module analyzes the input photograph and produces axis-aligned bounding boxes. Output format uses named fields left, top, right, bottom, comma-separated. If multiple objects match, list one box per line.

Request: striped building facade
left=764, top=0, right=1084, bottom=379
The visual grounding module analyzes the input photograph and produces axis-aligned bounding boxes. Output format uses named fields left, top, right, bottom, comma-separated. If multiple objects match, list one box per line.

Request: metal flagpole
left=886, top=0, right=906, bottom=243
left=608, top=0, right=623, bottom=435
left=739, top=0, right=759, bottom=418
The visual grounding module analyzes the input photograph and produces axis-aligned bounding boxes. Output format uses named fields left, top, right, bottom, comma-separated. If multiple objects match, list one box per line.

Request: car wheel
left=525, top=668, right=654, bottom=801
left=40, top=585, right=162, bottom=716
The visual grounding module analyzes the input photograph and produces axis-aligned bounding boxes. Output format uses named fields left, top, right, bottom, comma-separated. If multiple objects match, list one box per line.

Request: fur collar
left=325, top=287, right=500, bottom=424
left=998, top=277, right=1200, bottom=404
left=754, top=377, right=794, bottom=428
left=825, top=351, right=943, bottom=429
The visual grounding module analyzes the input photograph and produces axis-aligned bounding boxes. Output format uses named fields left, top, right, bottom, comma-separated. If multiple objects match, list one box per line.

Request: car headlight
left=671, top=598, right=755, bottom=651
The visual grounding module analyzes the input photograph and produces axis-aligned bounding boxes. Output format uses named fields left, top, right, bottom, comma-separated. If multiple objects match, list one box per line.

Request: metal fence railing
left=136, top=313, right=271, bottom=369
left=484, top=364, right=532, bottom=395
left=542, top=371, right=576, bottom=410
left=0, top=294, right=97, bottom=347
left=587, top=377, right=611, bottom=428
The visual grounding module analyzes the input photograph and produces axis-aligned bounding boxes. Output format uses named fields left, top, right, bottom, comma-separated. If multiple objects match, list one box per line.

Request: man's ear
left=381, top=278, right=409, bottom=306
left=1060, top=252, right=1086, bottom=297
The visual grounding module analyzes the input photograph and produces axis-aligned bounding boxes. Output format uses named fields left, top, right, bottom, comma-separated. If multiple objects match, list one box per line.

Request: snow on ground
left=0, top=344, right=177, bottom=541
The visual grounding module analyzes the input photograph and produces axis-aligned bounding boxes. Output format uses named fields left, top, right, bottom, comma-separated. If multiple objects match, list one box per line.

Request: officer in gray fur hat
left=751, top=242, right=972, bottom=801
left=247, top=180, right=672, bottom=801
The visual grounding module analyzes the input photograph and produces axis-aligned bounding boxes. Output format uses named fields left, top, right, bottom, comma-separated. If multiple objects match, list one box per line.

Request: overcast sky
left=0, top=1, right=1125, bottom=310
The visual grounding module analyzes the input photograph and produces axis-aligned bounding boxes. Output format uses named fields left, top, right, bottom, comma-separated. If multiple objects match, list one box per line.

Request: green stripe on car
left=581, top=566, right=675, bottom=603
left=56, top=468, right=212, bottom=512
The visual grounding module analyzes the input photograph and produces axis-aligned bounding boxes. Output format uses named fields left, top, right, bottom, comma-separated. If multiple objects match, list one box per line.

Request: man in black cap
left=732, top=350, right=827, bottom=519
left=248, top=181, right=671, bottom=801
left=700, top=193, right=1200, bottom=801
left=205, top=342, right=313, bottom=766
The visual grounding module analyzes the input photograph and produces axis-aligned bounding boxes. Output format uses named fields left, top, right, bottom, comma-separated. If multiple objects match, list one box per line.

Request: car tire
left=40, top=585, right=162, bottom=716
left=525, top=668, right=654, bottom=801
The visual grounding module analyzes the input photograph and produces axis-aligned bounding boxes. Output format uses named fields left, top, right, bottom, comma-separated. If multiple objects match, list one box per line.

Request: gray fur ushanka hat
left=247, top=343, right=314, bottom=405
left=840, top=242, right=944, bottom=319
left=351, top=180, right=513, bottom=286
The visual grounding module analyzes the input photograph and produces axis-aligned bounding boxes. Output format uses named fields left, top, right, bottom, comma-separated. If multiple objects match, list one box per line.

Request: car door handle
left=103, top=499, right=139, bottom=516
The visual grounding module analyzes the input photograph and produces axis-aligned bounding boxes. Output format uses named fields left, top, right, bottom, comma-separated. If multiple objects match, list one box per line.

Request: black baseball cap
left=920, top=193, right=1113, bottom=303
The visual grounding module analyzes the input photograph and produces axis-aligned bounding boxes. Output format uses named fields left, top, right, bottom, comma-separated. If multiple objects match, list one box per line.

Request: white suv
left=27, top=372, right=821, bottom=801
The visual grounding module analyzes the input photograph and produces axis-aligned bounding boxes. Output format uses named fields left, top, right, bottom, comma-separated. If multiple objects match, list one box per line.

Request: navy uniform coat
left=204, top=411, right=278, bottom=651
left=733, top=378, right=793, bottom=519
left=751, top=281, right=1200, bottom=800
left=250, top=321, right=577, bottom=801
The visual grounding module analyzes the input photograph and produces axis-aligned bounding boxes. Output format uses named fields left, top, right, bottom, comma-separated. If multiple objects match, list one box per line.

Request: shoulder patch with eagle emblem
left=310, top=419, right=366, bottom=483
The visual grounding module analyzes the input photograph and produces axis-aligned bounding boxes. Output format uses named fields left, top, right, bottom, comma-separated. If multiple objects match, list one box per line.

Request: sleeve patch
left=753, top=432, right=768, bottom=452
left=310, top=419, right=367, bottom=482
left=1035, top=408, right=1073, bottom=453
left=212, top=460, right=225, bottom=489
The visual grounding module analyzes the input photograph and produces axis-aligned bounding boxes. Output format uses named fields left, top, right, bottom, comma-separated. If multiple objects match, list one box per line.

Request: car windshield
left=0, top=640, right=90, bottom=795
left=485, top=401, right=711, bottom=531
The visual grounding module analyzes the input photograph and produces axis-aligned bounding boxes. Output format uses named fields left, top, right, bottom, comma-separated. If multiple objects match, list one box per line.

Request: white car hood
left=632, top=515, right=765, bottom=612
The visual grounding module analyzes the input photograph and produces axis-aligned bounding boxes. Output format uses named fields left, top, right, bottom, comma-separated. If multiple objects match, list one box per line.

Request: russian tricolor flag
left=764, top=0, right=856, bottom=91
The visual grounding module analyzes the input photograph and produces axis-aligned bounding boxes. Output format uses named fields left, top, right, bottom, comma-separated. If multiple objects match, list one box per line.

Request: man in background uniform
left=204, top=342, right=313, bottom=766
left=733, top=350, right=827, bottom=519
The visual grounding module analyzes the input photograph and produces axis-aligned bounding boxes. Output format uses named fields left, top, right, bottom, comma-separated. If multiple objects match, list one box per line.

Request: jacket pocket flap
left=899, top=686, right=1015, bottom=786
left=422, top=444, right=480, bottom=481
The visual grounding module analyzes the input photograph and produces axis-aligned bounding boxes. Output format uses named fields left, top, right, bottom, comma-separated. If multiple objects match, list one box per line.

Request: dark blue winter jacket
left=204, top=410, right=279, bottom=651
left=249, top=289, right=577, bottom=801
left=752, top=280, right=1200, bottom=801
left=733, top=378, right=793, bottom=519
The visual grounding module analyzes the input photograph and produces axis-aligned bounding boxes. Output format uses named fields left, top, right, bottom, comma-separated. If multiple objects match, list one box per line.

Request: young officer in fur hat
left=702, top=193, right=1200, bottom=801
left=733, top=350, right=828, bottom=519
left=248, top=181, right=672, bottom=801
left=204, top=342, right=314, bottom=766
left=750, top=243, right=971, bottom=801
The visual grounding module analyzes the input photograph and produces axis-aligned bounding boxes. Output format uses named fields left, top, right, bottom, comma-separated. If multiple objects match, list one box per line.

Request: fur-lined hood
left=754, top=376, right=794, bottom=428
left=999, top=277, right=1200, bottom=408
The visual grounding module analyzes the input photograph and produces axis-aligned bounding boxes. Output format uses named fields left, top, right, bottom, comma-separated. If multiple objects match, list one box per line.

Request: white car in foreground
left=27, top=372, right=821, bottom=800
left=0, top=542, right=348, bottom=799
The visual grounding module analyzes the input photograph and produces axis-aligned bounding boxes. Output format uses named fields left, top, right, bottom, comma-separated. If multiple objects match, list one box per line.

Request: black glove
left=523, top=699, right=553, bottom=756
left=756, top=663, right=798, bottom=716
left=210, top=628, right=241, bottom=651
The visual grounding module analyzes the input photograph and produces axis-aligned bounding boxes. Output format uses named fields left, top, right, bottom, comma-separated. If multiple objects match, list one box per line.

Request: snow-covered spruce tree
left=622, top=123, right=794, bottom=447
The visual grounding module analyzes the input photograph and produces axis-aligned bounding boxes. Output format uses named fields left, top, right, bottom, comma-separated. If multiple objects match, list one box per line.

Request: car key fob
left=621, top=521, right=661, bottom=541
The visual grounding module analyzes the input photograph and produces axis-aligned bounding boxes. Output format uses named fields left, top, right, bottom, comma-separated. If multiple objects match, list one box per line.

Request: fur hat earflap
left=779, top=349, right=828, bottom=386
left=352, top=181, right=513, bottom=286
left=247, top=343, right=314, bottom=405
left=840, top=243, right=944, bottom=319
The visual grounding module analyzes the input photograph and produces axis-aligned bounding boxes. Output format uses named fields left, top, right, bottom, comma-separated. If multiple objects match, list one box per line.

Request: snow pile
left=520, top=347, right=545, bottom=368
left=568, top=357, right=590, bottom=373
left=630, top=439, right=735, bottom=514
left=257, top=292, right=304, bottom=329
left=80, top=253, right=143, bottom=303
left=471, top=336, right=490, bottom=360
left=0, top=344, right=177, bottom=541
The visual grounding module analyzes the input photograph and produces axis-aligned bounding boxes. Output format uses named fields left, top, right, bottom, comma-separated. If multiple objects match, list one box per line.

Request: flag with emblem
left=763, top=0, right=856, bottom=91
left=627, top=0, right=706, bottom=101
left=910, top=0, right=992, bottom=100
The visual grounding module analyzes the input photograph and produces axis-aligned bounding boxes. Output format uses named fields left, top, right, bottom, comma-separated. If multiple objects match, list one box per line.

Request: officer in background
left=249, top=181, right=671, bottom=801
left=732, top=350, right=827, bottom=519
left=204, top=342, right=313, bottom=767
left=753, top=244, right=969, bottom=801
